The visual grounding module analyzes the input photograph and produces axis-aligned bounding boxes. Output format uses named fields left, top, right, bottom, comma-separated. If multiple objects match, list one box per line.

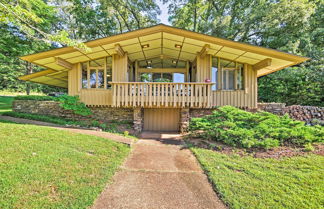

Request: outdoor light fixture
left=175, top=44, right=182, bottom=49
left=147, top=60, right=152, bottom=64
left=172, top=60, right=177, bottom=64
left=142, top=44, right=150, bottom=48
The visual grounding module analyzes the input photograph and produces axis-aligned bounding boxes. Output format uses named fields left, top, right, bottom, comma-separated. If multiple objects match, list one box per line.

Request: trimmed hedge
left=189, top=106, right=324, bottom=149
left=14, top=95, right=55, bottom=101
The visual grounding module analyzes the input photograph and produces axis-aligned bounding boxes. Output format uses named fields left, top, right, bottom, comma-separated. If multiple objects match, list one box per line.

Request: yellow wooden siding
left=196, top=54, right=211, bottom=82
left=143, top=108, right=180, bottom=131
left=112, top=54, right=128, bottom=82
left=211, top=64, right=257, bottom=108
left=79, top=89, right=113, bottom=106
left=68, top=64, right=79, bottom=95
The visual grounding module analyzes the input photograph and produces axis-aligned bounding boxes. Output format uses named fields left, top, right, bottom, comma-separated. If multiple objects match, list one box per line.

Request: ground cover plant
left=189, top=106, right=324, bottom=149
left=191, top=147, right=324, bottom=209
left=2, top=111, right=133, bottom=136
left=0, top=120, right=130, bottom=209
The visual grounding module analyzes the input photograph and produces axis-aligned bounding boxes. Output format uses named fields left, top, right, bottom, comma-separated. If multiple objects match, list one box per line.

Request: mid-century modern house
left=19, top=24, right=308, bottom=132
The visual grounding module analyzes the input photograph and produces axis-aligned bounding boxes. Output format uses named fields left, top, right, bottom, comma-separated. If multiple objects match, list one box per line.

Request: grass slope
left=191, top=147, right=324, bottom=209
left=0, top=96, right=13, bottom=114
left=0, top=121, right=130, bottom=209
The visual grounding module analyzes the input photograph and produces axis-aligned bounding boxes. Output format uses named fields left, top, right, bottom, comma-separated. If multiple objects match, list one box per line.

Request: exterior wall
left=68, top=63, right=79, bottom=96
left=196, top=54, right=211, bottom=82
left=13, top=100, right=133, bottom=123
left=68, top=53, right=258, bottom=108
left=113, top=54, right=128, bottom=82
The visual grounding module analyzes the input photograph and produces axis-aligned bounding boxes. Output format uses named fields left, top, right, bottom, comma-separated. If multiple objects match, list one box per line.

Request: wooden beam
left=114, top=44, right=125, bottom=57
left=198, top=44, right=210, bottom=57
left=55, top=57, right=73, bottom=70
left=253, top=58, right=272, bottom=71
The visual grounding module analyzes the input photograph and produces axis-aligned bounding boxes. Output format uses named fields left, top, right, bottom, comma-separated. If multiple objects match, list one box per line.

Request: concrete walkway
left=92, top=132, right=226, bottom=209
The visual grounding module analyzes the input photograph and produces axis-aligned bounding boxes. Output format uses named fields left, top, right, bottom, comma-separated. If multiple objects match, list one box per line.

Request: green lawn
left=0, top=96, right=13, bottom=114
left=0, top=121, right=130, bottom=209
left=191, top=147, right=324, bottom=209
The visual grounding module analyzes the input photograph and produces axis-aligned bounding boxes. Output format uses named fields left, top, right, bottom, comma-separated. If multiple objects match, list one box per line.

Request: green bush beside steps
left=189, top=106, right=324, bottom=149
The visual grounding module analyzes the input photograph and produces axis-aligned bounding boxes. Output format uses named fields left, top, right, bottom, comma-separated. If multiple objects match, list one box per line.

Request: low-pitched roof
left=19, top=24, right=309, bottom=88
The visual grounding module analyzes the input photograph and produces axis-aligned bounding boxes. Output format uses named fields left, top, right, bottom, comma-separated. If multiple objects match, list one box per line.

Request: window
left=173, top=73, right=185, bottom=83
left=211, top=57, right=218, bottom=90
left=140, top=73, right=152, bottom=82
left=222, top=69, right=235, bottom=90
left=106, top=57, right=112, bottom=88
left=81, top=63, right=88, bottom=88
left=81, top=56, right=113, bottom=89
left=90, top=69, right=96, bottom=88
left=98, top=70, right=104, bottom=88
left=213, top=57, right=245, bottom=90
left=237, top=63, right=244, bottom=90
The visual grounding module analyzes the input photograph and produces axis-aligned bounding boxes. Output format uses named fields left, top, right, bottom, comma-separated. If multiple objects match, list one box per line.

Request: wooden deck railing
left=111, top=82, right=213, bottom=107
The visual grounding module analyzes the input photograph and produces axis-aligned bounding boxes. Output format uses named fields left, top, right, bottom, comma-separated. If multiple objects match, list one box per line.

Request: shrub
left=55, top=94, right=92, bottom=116
left=189, top=106, right=324, bottom=149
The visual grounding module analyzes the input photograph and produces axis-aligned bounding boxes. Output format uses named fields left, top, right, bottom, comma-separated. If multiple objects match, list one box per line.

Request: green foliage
left=189, top=106, right=324, bottom=149
left=56, top=95, right=92, bottom=116
left=304, top=143, right=315, bottom=152
left=191, top=147, right=324, bottom=209
left=0, top=96, right=13, bottom=114
left=3, top=111, right=87, bottom=126
left=2, top=111, right=131, bottom=136
left=0, top=121, right=130, bottom=208
left=54, top=94, right=92, bottom=116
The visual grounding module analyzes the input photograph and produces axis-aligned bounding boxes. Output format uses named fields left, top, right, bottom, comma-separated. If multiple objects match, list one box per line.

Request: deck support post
left=180, top=108, right=190, bottom=133
left=133, top=107, right=143, bottom=135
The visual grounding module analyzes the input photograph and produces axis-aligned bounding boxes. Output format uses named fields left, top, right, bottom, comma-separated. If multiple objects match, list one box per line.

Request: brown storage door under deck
left=143, top=109, right=180, bottom=131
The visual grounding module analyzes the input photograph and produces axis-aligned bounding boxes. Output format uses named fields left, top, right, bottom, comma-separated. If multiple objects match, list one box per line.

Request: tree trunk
left=26, top=62, right=33, bottom=95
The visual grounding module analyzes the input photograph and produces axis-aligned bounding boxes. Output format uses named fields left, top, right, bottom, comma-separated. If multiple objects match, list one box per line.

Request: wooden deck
left=79, top=81, right=257, bottom=109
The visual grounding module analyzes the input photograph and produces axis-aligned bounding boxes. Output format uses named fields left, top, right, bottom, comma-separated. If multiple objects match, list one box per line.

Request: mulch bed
left=185, top=137, right=324, bottom=159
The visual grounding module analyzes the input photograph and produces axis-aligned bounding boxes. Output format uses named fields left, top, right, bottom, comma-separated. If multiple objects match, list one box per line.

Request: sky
left=157, top=0, right=170, bottom=25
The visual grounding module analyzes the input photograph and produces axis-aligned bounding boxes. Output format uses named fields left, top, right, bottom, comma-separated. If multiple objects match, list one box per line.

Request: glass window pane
left=140, top=73, right=152, bottom=82
left=90, top=70, right=96, bottom=88
left=173, top=73, right=185, bottom=82
left=81, top=63, right=88, bottom=88
left=98, top=69, right=104, bottom=88
left=228, top=70, right=235, bottom=90
left=106, top=67, right=112, bottom=89
left=237, top=63, right=244, bottom=90
left=222, top=71, right=227, bottom=89
left=162, top=73, right=172, bottom=82
left=212, top=57, right=218, bottom=90
left=153, top=73, right=162, bottom=82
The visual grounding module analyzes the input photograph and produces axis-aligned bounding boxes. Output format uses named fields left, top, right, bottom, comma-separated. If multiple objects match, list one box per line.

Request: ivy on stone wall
left=14, top=95, right=92, bottom=116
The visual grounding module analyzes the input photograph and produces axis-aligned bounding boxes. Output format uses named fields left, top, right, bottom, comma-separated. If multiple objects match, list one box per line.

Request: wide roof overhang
left=19, top=24, right=309, bottom=88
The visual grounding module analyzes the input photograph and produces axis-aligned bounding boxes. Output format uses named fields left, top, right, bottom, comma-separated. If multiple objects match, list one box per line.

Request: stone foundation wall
left=13, top=100, right=134, bottom=123
left=258, top=103, right=324, bottom=124
left=189, top=108, right=218, bottom=118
